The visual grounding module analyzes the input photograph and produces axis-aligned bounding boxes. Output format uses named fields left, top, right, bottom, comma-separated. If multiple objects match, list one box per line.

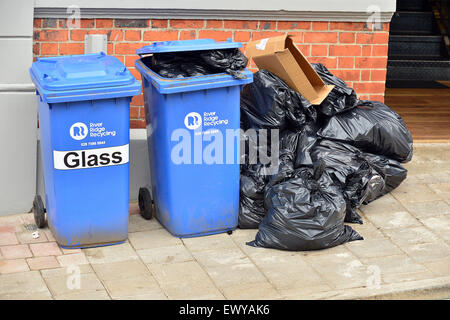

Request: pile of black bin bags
left=239, top=63, right=413, bottom=251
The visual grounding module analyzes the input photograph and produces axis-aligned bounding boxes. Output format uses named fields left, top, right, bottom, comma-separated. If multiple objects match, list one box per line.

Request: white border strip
left=34, top=8, right=395, bottom=23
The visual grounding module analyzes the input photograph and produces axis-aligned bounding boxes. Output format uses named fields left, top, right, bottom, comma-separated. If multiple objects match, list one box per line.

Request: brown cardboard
left=246, top=35, right=334, bottom=105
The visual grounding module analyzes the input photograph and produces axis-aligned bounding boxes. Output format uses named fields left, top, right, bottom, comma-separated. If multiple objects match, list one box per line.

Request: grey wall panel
left=0, top=92, right=37, bottom=215
left=0, top=0, right=34, bottom=37
left=0, top=39, right=34, bottom=84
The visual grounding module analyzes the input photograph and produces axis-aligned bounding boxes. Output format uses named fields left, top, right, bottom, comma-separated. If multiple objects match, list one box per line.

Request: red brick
left=59, top=43, right=84, bottom=55
left=180, top=30, right=197, bottom=40
left=338, top=57, right=354, bottom=68
left=224, top=20, right=258, bottom=29
left=109, top=29, right=124, bottom=41
left=131, top=94, right=144, bottom=107
left=372, top=45, right=389, bottom=56
left=42, top=18, right=58, bottom=28
left=151, top=19, right=169, bottom=28
left=234, top=31, right=251, bottom=42
left=41, top=43, right=58, bottom=55
left=311, top=45, right=328, bottom=56
left=58, top=19, right=67, bottom=28
left=80, top=19, right=95, bottom=28
left=87, top=29, right=109, bottom=36
left=356, top=32, right=389, bottom=44
left=383, top=23, right=390, bottom=32
left=296, top=44, right=310, bottom=56
left=329, top=45, right=361, bottom=56
left=170, top=19, right=204, bottom=29
left=125, top=55, right=139, bottom=68
left=277, top=21, right=311, bottom=30
left=331, top=69, right=360, bottom=82
left=251, top=31, right=284, bottom=41
left=339, top=32, right=355, bottom=43
left=361, top=69, right=371, bottom=81
left=129, top=68, right=141, bottom=80
left=353, top=82, right=386, bottom=94
left=33, top=44, right=40, bottom=55
left=107, top=43, right=114, bottom=54
left=130, top=106, right=140, bottom=118
left=259, top=21, right=276, bottom=30
left=113, top=55, right=125, bottom=63
left=34, top=19, right=42, bottom=28
left=359, top=94, right=370, bottom=100
left=371, top=69, right=387, bottom=81
left=199, top=30, right=233, bottom=41
left=312, top=22, right=328, bottom=31
left=125, top=30, right=141, bottom=41
left=307, top=57, right=337, bottom=68
left=70, top=29, right=87, bottom=41
left=115, top=42, right=145, bottom=55
left=115, top=19, right=149, bottom=28
left=362, top=45, right=372, bottom=56
left=304, top=32, right=337, bottom=43
left=369, top=95, right=385, bottom=103
left=206, top=20, right=223, bottom=28
left=289, top=32, right=303, bottom=43
left=130, top=119, right=146, bottom=129
left=143, top=30, right=178, bottom=41
left=355, top=57, right=387, bottom=68
left=36, top=30, right=68, bottom=41
left=96, top=19, right=113, bottom=28
left=330, top=22, right=364, bottom=31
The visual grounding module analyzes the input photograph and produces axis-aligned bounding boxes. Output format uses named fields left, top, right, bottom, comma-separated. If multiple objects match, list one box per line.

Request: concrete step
left=387, top=59, right=450, bottom=81
left=390, top=11, right=439, bottom=35
left=388, top=35, right=449, bottom=60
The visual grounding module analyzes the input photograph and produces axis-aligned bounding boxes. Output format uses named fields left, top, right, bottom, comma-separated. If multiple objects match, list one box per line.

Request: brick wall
left=33, top=18, right=390, bottom=129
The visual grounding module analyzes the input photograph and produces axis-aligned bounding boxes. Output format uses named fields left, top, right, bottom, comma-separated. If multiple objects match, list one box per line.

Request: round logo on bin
left=70, top=122, right=88, bottom=140
left=184, top=112, right=202, bottom=130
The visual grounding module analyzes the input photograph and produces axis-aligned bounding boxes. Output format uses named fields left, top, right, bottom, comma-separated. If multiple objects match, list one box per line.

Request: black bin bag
left=238, top=130, right=299, bottom=229
left=150, top=48, right=248, bottom=79
left=318, top=101, right=414, bottom=163
left=309, top=140, right=385, bottom=224
left=239, top=172, right=267, bottom=229
left=248, top=164, right=363, bottom=251
left=311, top=139, right=408, bottom=208
left=361, top=152, right=408, bottom=203
left=312, top=63, right=360, bottom=117
left=240, top=70, right=316, bottom=131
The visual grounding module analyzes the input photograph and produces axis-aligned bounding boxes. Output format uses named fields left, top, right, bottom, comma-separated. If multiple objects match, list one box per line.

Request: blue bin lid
left=136, top=38, right=242, bottom=55
left=30, top=52, right=141, bottom=103
left=30, top=52, right=136, bottom=91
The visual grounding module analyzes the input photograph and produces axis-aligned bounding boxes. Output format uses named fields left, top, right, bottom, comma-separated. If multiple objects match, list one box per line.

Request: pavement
left=0, top=143, right=449, bottom=300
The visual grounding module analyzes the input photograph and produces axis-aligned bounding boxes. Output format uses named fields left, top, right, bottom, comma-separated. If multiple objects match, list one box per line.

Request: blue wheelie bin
left=30, top=52, right=141, bottom=249
left=135, top=39, right=253, bottom=238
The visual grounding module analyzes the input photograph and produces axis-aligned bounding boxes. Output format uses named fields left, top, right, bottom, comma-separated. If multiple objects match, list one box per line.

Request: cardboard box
left=245, top=35, right=334, bottom=105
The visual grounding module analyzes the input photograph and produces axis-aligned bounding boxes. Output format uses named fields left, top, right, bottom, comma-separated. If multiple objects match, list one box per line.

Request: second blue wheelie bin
left=135, top=39, right=253, bottom=238
left=30, top=52, right=141, bottom=248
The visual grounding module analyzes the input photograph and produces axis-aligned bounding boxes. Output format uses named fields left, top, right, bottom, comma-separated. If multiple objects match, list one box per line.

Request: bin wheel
left=227, top=230, right=233, bottom=235
left=33, top=195, right=46, bottom=228
left=138, top=187, right=153, bottom=220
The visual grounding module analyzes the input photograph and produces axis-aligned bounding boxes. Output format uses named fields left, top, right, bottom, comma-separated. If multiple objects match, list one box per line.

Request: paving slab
left=84, top=242, right=139, bottom=264
left=103, top=273, right=166, bottom=300
left=137, top=244, right=193, bottom=265
left=0, top=271, right=51, bottom=299
left=148, top=261, right=225, bottom=300
left=128, top=229, right=182, bottom=250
